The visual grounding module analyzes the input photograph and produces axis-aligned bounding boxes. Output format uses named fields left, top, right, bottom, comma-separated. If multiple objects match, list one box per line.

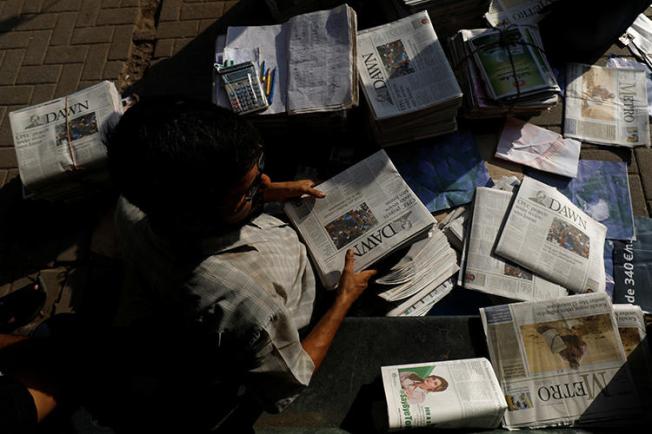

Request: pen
left=265, top=69, right=272, bottom=96
left=260, top=61, right=266, bottom=82
left=268, top=68, right=276, bottom=104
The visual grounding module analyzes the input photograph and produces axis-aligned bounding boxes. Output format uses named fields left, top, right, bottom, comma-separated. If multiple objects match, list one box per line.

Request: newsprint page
left=284, top=150, right=435, bottom=288
left=481, top=293, right=642, bottom=428
left=9, top=81, right=122, bottom=192
left=495, top=176, right=607, bottom=294
left=381, top=358, right=507, bottom=429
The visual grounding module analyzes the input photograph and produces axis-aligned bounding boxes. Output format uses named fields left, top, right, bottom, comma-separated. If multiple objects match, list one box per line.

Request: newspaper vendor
left=106, top=97, right=378, bottom=430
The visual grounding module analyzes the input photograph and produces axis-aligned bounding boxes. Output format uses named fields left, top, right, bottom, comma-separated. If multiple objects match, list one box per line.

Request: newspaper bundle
left=565, top=63, right=650, bottom=148
left=284, top=150, right=435, bottom=289
left=357, top=11, right=462, bottom=146
left=449, top=26, right=560, bottom=118
left=462, top=187, right=567, bottom=301
left=495, top=176, right=608, bottom=294
left=620, top=12, right=652, bottom=70
left=382, top=358, right=507, bottom=429
left=496, top=117, right=581, bottom=178
left=481, top=293, right=642, bottom=428
left=215, top=5, right=358, bottom=115
left=485, top=0, right=560, bottom=27
left=9, top=81, right=122, bottom=201
left=375, top=230, right=459, bottom=316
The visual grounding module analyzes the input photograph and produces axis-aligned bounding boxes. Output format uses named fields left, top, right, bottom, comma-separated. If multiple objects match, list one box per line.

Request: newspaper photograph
left=9, top=81, right=122, bottom=193
left=565, top=63, right=650, bottom=148
left=614, top=304, right=647, bottom=358
left=481, top=293, right=642, bottom=428
left=284, top=150, right=435, bottom=289
left=357, top=11, right=462, bottom=120
left=381, top=358, right=507, bottom=429
left=496, top=117, right=581, bottom=178
left=463, top=187, right=567, bottom=301
left=495, top=176, right=607, bottom=294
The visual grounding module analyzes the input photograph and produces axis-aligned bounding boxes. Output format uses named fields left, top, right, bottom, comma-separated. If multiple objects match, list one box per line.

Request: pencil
left=268, top=68, right=276, bottom=104
left=260, top=61, right=266, bottom=82
left=265, top=69, right=272, bottom=96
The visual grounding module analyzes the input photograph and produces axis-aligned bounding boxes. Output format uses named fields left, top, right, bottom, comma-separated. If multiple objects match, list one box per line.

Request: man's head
left=106, top=97, right=264, bottom=233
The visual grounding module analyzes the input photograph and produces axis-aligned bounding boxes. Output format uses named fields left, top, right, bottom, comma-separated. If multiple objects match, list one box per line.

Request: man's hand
left=336, top=250, right=377, bottom=308
left=261, top=174, right=325, bottom=203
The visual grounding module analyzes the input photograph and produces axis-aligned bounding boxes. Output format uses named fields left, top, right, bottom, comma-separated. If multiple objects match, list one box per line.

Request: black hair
left=105, top=97, right=262, bottom=231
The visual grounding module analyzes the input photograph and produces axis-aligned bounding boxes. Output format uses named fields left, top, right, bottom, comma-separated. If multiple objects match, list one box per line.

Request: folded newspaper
left=564, top=63, right=650, bottom=148
left=381, top=358, right=507, bottom=429
left=480, top=292, right=643, bottom=428
left=496, top=117, right=581, bottom=178
left=495, top=176, right=607, bottom=294
left=620, top=12, right=652, bottom=70
left=462, top=187, right=567, bottom=301
left=485, top=0, right=560, bottom=27
left=284, top=150, right=436, bottom=289
left=357, top=11, right=462, bottom=146
left=9, top=81, right=122, bottom=201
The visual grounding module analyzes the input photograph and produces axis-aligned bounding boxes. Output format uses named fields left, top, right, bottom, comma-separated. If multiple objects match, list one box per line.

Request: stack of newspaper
left=480, top=293, right=648, bottom=428
left=383, top=0, right=490, bottom=38
left=357, top=11, right=462, bottom=147
left=449, top=26, right=560, bottom=118
left=284, top=150, right=436, bottom=289
left=214, top=5, right=358, bottom=121
left=381, top=358, right=507, bottom=429
left=564, top=63, right=650, bottom=148
left=375, top=229, right=459, bottom=317
left=620, top=12, right=652, bottom=70
left=9, top=81, right=122, bottom=201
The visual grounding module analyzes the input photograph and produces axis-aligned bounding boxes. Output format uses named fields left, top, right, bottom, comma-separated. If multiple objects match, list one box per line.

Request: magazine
left=496, top=117, right=581, bottom=179
left=495, top=176, right=607, bottom=294
left=381, top=358, right=507, bottom=429
left=284, top=150, right=435, bottom=289
left=463, top=187, right=567, bottom=301
left=480, top=293, right=642, bottom=428
left=215, top=4, right=358, bottom=115
left=564, top=63, right=650, bottom=148
left=9, top=81, right=122, bottom=200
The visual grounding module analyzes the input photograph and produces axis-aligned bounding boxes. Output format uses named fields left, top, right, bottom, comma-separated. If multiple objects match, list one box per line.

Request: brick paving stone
left=95, top=7, right=138, bottom=25
left=55, top=63, right=84, bottom=97
left=0, top=49, right=26, bottom=85
left=44, top=45, right=90, bottom=64
left=160, top=0, right=182, bottom=22
left=108, top=24, right=135, bottom=60
left=157, top=20, right=199, bottom=39
left=0, top=31, right=32, bottom=49
left=76, top=0, right=102, bottom=27
left=181, top=2, right=224, bottom=20
left=14, top=13, right=58, bottom=31
left=153, top=38, right=174, bottom=58
left=0, top=0, right=24, bottom=18
left=50, top=11, right=78, bottom=45
left=81, top=43, right=111, bottom=80
left=629, top=174, right=648, bottom=217
left=0, top=85, right=33, bottom=105
left=48, top=0, right=84, bottom=12
left=22, top=0, right=44, bottom=14
left=71, top=26, right=115, bottom=44
left=102, top=60, right=124, bottom=80
left=31, top=84, right=57, bottom=104
left=0, top=148, right=18, bottom=168
left=635, top=147, right=652, bottom=198
left=23, top=30, right=53, bottom=65
left=173, top=37, right=194, bottom=54
left=16, top=64, right=63, bottom=84
left=102, top=0, right=123, bottom=7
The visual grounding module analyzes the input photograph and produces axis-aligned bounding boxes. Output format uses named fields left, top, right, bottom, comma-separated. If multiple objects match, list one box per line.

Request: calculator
left=217, top=61, right=269, bottom=115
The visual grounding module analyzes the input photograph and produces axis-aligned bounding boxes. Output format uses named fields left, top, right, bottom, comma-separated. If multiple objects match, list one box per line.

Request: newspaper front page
left=495, top=177, right=607, bottom=294
left=284, top=150, right=435, bottom=288
left=463, top=187, right=567, bottom=301
left=9, top=81, right=121, bottom=193
left=565, top=63, right=650, bottom=148
left=357, top=11, right=461, bottom=121
left=481, top=293, right=642, bottom=428
left=381, top=358, right=507, bottom=429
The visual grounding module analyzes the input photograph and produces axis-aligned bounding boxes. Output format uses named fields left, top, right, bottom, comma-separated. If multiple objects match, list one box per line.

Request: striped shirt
left=114, top=197, right=316, bottom=412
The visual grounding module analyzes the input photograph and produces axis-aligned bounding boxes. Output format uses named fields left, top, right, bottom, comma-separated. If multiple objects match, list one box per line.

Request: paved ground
left=0, top=0, right=651, bottom=331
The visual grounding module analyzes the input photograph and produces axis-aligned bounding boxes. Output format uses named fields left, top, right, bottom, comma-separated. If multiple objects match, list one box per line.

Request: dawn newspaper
left=480, top=293, right=642, bottom=428
left=495, top=177, right=607, bottom=294
left=381, top=358, right=507, bottom=429
left=9, top=81, right=122, bottom=195
left=565, top=63, right=650, bottom=148
left=463, top=187, right=567, bottom=301
left=356, top=10, right=461, bottom=121
left=284, top=150, right=435, bottom=289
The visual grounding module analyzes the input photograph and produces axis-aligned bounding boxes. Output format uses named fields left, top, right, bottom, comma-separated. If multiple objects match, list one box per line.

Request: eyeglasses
left=243, top=153, right=265, bottom=202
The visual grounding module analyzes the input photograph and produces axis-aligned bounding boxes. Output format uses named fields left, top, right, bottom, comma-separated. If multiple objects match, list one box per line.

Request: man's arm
left=301, top=250, right=376, bottom=371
